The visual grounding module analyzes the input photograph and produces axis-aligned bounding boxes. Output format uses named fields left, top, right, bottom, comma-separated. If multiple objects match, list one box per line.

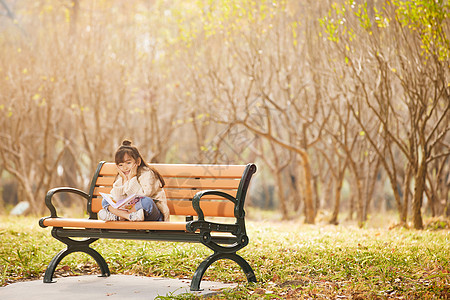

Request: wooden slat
left=164, top=189, right=237, bottom=199
left=92, top=197, right=102, bottom=213
left=93, top=187, right=113, bottom=195
left=93, top=187, right=237, bottom=200
left=96, top=177, right=116, bottom=186
left=164, top=178, right=240, bottom=189
left=42, top=218, right=188, bottom=231
left=95, top=177, right=240, bottom=190
left=99, top=163, right=246, bottom=178
left=91, top=198, right=234, bottom=217
left=167, top=200, right=234, bottom=217
left=98, top=164, right=118, bottom=176
left=153, top=164, right=246, bottom=178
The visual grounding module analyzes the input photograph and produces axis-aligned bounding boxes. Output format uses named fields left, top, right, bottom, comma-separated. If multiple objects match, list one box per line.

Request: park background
left=1, top=0, right=448, bottom=228
left=0, top=1, right=449, bottom=299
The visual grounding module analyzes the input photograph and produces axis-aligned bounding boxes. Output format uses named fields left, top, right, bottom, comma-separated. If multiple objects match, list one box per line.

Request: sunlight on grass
left=1, top=216, right=449, bottom=299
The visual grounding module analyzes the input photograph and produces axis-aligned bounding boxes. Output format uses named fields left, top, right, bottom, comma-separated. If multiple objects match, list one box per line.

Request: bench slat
left=42, top=218, right=188, bottom=231
left=95, top=177, right=240, bottom=190
left=92, top=187, right=237, bottom=200
left=91, top=198, right=102, bottom=213
left=96, top=177, right=116, bottom=185
left=164, top=189, right=238, bottom=199
left=164, top=178, right=240, bottom=189
left=91, top=198, right=235, bottom=217
left=99, top=163, right=246, bottom=178
left=167, top=200, right=235, bottom=217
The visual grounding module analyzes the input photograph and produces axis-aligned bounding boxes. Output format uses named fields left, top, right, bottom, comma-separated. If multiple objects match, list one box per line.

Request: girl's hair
left=115, top=140, right=165, bottom=187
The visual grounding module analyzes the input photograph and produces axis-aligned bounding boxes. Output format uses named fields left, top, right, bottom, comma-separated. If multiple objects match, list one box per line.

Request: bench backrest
left=88, top=162, right=251, bottom=218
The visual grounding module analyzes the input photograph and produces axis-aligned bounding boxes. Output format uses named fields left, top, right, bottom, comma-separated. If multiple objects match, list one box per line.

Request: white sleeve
left=110, top=175, right=147, bottom=199
left=137, top=170, right=161, bottom=197
left=123, top=176, right=146, bottom=196
left=110, top=177, right=127, bottom=200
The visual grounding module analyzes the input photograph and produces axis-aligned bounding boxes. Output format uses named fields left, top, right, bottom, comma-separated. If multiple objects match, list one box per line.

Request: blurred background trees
left=0, top=0, right=448, bottom=228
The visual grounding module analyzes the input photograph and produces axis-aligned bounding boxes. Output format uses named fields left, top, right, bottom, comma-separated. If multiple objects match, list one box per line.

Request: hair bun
left=122, top=140, right=132, bottom=146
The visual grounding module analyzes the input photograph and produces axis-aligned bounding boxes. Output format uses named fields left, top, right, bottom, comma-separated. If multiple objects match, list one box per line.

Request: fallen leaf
left=254, top=288, right=265, bottom=295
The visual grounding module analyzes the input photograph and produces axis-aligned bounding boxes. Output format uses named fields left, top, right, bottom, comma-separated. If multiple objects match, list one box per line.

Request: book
left=100, top=192, right=140, bottom=211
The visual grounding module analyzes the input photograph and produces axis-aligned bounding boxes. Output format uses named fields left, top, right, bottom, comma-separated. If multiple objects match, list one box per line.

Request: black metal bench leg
left=44, top=237, right=110, bottom=283
left=190, top=252, right=256, bottom=291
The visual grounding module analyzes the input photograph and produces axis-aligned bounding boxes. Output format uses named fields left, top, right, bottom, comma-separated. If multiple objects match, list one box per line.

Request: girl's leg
left=135, top=197, right=163, bottom=221
left=101, top=198, right=110, bottom=210
left=99, top=199, right=121, bottom=221
left=107, top=206, right=133, bottom=220
left=102, top=199, right=129, bottom=220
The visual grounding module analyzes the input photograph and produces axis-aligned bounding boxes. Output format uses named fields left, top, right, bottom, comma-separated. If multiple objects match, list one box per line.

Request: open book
left=100, top=192, right=140, bottom=211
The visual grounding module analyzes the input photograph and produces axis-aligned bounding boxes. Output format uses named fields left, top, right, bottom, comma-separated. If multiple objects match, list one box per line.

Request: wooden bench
left=39, top=161, right=257, bottom=291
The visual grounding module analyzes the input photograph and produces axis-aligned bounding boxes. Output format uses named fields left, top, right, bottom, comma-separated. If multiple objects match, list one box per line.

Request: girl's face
left=117, top=153, right=141, bottom=176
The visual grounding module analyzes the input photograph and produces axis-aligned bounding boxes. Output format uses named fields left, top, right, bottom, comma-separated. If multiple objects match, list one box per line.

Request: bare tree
left=321, top=0, right=449, bottom=228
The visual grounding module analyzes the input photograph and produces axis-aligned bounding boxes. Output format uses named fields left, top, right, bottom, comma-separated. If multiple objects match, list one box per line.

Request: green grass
left=1, top=216, right=449, bottom=299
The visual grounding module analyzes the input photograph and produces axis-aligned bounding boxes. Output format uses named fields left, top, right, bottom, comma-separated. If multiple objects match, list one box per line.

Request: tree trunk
left=329, top=174, right=344, bottom=225
left=446, top=183, right=450, bottom=217
left=289, top=164, right=302, bottom=212
left=390, top=179, right=404, bottom=225
left=276, top=170, right=288, bottom=219
left=70, top=0, right=79, bottom=36
left=446, top=164, right=450, bottom=217
left=300, top=152, right=315, bottom=224
left=401, top=162, right=412, bottom=226
left=348, top=193, right=354, bottom=221
left=363, top=157, right=381, bottom=222
left=348, top=158, right=364, bottom=227
left=313, top=174, right=320, bottom=218
left=355, top=177, right=364, bottom=227
left=412, top=159, right=426, bottom=229
left=428, top=188, right=436, bottom=218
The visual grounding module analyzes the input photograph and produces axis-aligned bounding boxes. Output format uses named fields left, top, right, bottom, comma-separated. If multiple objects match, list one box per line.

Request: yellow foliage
left=65, top=8, right=71, bottom=23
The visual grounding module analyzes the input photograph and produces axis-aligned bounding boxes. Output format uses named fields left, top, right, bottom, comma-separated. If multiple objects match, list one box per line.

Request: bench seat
left=41, top=218, right=189, bottom=231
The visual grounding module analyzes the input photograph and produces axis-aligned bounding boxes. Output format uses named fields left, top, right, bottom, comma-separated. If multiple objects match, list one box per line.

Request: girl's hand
left=127, top=164, right=138, bottom=181
left=116, top=166, right=127, bottom=182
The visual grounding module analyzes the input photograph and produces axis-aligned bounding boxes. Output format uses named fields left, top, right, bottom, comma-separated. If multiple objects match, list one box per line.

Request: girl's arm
left=110, top=176, right=127, bottom=201
left=113, top=170, right=157, bottom=198
left=135, top=170, right=160, bottom=197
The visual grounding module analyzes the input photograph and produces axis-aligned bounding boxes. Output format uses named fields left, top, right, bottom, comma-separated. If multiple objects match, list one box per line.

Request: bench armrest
left=42, top=187, right=90, bottom=218
left=191, top=190, right=236, bottom=221
left=188, top=189, right=249, bottom=253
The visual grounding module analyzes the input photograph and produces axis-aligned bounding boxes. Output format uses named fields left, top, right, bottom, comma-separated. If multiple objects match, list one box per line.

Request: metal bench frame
left=39, top=162, right=257, bottom=291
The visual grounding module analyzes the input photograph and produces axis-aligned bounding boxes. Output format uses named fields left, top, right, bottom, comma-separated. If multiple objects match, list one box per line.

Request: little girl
left=98, top=140, right=170, bottom=222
